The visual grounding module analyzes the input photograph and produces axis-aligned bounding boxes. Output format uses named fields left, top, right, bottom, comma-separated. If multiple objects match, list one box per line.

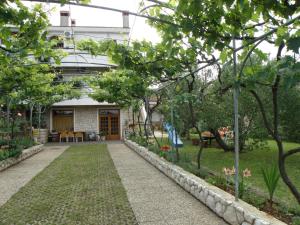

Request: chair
left=87, top=131, right=97, bottom=141
left=75, top=132, right=84, bottom=142
left=67, top=131, right=75, bottom=142
left=59, top=131, right=68, bottom=142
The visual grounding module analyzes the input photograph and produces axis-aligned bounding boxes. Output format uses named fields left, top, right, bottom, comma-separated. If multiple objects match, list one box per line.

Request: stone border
left=125, top=139, right=287, bottom=225
left=0, top=144, right=44, bottom=172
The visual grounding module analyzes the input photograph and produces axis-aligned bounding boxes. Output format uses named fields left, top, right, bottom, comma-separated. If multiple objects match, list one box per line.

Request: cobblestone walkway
left=0, top=145, right=67, bottom=207
left=108, top=143, right=228, bottom=225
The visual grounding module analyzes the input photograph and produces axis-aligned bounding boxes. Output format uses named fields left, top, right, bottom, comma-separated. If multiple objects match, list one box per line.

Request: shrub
left=0, top=150, right=10, bottom=161
left=148, top=144, right=160, bottom=154
left=0, top=137, right=33, bottom=161
left=292, top=217, right=300, bottom=225
left=261, top=164, right=280, bottom=207
left=206, top=175, right=227, bottom=187
left=13, top=137, right=34, bottom=149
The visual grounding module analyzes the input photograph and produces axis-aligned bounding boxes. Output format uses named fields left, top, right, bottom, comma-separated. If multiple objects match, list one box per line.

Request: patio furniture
left=60, top=131, right=69, bottom=142
left=67, top=131, right=75, bottom=142
left=86, top=131, right=97, bottom=141
left=74, top=132, right=84, bottom=142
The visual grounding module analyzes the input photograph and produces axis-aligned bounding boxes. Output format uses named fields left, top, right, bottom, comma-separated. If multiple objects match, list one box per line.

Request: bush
left=0, top=150, right=10, bottom=161
left=148, top=144, right=160, bottom=153
left=292, top=217, right=300, bottom=225
left=0, top=137, right=33, bottom=161
left=129, top=135, right=148, bottom=147
left=13, top=137, right=34, bottom=149
left=206, top=175, right=227, bottom=187
left=0, top=139, right=9, bottom=146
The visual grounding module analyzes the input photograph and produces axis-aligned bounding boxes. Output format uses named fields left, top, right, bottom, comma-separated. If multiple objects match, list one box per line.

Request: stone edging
left=125, top=139, right=286, bottom=225
left=0, top=144, right=44, bottom=172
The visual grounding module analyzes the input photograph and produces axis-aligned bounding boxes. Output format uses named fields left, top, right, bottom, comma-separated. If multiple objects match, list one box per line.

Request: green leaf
left=287, top=36, right=300, bottom=54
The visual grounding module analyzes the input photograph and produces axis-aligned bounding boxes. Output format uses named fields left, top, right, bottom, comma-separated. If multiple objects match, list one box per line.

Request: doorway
left=52, top=109, right=74, bottom=131
left=99, top=109, right=120, bottom=140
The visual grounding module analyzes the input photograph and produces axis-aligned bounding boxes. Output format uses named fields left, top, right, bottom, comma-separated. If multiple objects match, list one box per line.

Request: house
left=45, top=11, right=132, bottom=141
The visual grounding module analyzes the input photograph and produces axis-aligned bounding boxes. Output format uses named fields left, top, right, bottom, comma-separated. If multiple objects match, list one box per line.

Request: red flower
left=160, top=145, right=171, bottom=152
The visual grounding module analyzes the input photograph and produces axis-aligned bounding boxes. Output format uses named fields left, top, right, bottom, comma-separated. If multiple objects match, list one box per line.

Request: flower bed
left=125, top=139, right=287, bottom=225
left=0, top=144, right=44, bottom=172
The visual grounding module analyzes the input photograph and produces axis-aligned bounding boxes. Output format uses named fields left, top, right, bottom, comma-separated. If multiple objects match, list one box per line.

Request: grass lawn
left=158, top=136, right=300, bottom=211
left=0, top=144, right=137, bottom=225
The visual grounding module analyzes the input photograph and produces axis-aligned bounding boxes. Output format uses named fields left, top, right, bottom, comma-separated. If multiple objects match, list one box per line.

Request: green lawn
left=159, top=137, right=300, bottom=211
left=0, top=144, right=137, bottom=225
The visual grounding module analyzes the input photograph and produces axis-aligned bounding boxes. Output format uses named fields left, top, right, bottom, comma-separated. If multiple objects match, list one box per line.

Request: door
left=99, top=109, right=120, bottom=140
left=52, top=109, right=74, bottom=131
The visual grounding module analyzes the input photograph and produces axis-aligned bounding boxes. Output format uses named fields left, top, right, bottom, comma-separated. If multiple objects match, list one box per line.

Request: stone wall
left=0, top=144, right=44, bottom=172
left=125, top=139, right=287, bottom=225
left=74, top=107, right=98, bottom=132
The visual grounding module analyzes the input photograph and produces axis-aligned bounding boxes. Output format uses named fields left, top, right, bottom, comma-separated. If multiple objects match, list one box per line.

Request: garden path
left=108, top=142, right=228, bottom=225
left=0, top=145, right=67, bottom=207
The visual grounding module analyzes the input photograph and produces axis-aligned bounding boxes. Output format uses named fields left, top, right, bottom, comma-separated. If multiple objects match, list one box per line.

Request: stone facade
left=74, top=107, right=98, bottom=132
left=48, top=107, right=130, bottom=139
left=124, top=139, right=287, bottom=225
left=0, top=144, right=44, bottom=172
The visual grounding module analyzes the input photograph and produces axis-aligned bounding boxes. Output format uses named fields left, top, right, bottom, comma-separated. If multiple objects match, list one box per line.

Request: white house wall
left=74, top=107, right=98, bottom=133
left=48, top=106, right=130, bottom=139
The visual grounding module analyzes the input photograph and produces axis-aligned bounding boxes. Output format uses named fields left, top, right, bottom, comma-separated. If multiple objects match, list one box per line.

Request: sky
left=23, top=0, right=161, bottom=43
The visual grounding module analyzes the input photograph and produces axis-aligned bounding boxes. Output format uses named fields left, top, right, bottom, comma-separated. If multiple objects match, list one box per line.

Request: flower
left=223, top=167, right=230, bottom=176
left=160, top=145, right=171, bottom=152
left=243, top=168, right=251, bottom=177
left=223, top=166, right=236, bottom=176
left=17, top=112, right=22, bottom=117
left=230, top=166, right=236, bottom=175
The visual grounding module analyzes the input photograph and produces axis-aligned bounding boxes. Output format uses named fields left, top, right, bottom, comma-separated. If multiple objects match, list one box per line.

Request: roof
left=49, top=26, right=130, bottom=34
left=53, top=96, right=116, bottom=106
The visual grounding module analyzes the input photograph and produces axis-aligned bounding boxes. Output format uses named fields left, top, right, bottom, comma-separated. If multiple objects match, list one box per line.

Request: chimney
left=122, top=11, right=129, bottom=28
left=60, top=11, right=70, bottom=26
left=71, top=19, right=76, bottom=27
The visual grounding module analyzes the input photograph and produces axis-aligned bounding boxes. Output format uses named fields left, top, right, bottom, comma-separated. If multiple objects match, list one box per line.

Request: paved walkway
left=108, top=143, right=228, bottom=225
left=0, top=145, right=68, bottom=207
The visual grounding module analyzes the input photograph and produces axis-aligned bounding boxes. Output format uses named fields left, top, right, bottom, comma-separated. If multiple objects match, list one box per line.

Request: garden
left=76, top=1, right=300, bottom=224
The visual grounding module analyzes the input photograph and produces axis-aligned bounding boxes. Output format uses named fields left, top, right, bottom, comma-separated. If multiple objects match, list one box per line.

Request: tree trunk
left=10, top=116, right=15, bottom=140
left=197, top=143, right=204, bottom=169
left=143, top=114, right=149, bottom=142
left=277, top=139, right=300, bottom=204
left=6, top=99, right=10, bottom=131
left=137, top=111, right=142, bottom=137
left=29, top=104, right=34, bottom=139
left=132, top=109, right=136, bottom=135
left=186, top=129, right=191, bottom=140
left=210, top=128, right=234, bottom=152
left=193, top=126, right=205, bottom=169
left=149, top=113, right=161, bottom=147
left=143, top=99, right=150, bottom=143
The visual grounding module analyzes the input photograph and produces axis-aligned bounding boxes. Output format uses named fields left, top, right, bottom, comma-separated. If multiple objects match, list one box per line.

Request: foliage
left=12, top=137, right=34, bottom=149
left=279, top=87, right=300, bottom=143
left=0, top=0, right=81, bottom=138
left=262, top=164, right=281, bottom=205
left=0, top=136, right=34, bottom=161
left=79, top=0, right=300, bottom=203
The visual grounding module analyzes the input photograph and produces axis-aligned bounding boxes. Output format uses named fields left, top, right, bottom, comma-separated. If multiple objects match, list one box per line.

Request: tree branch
left=283, top=147, right=300, bottom=160
left=249, top=90, right=274, bottom=137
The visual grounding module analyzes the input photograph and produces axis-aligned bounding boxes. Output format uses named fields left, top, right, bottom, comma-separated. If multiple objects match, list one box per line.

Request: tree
left=145, top=0, right=300, bottom=203
left=0, top=0, right=81, bottom=139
